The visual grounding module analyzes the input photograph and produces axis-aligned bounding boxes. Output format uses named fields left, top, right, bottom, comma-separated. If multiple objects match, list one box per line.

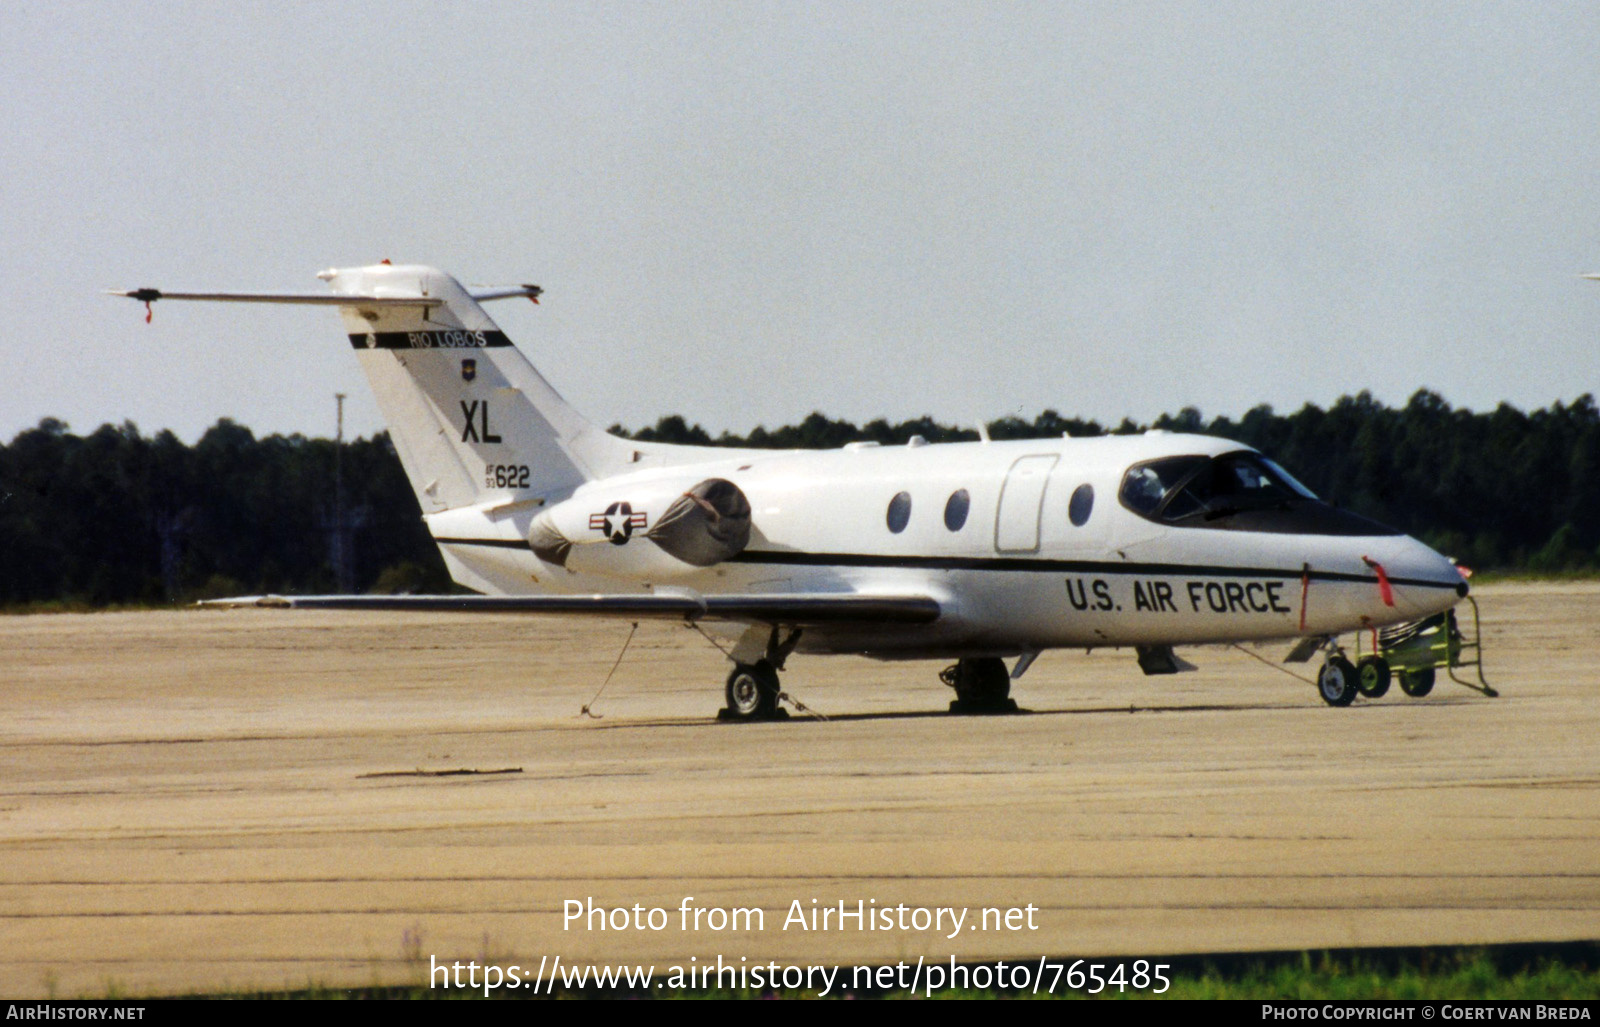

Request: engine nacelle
left=527, top=477, right=751, bottom=581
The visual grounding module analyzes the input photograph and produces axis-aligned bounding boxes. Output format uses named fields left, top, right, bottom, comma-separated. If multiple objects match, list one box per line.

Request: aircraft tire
left=1356, top=655, right=1391, bottom=698
left=1317, top=656, right=1359, bottom=707
left=947, top=657, right=1016, bottom=714
left=1398, top=667, right=1436, bottom=698
left=724, top=661, right=781, bottom=720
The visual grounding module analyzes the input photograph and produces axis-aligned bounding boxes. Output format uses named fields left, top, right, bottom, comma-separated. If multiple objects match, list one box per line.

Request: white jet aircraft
left=113, top=263, right=1470, bottom=719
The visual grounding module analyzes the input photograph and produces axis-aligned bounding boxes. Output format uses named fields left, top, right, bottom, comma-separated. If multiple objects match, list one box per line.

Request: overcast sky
left=5, top=1, right=1599, bottom=444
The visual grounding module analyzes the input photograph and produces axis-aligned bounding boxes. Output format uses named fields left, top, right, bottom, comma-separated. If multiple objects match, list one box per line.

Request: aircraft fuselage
left=427, top=429, right=1465, bottom=659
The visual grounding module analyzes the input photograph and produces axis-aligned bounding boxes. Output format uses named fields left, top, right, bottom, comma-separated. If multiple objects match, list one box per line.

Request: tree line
left=2, top=389, right=1596, bottom=606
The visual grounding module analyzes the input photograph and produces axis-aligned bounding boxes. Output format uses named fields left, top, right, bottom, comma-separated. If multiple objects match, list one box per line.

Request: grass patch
left=154, top=943, right=1600, bottom=1000
left=1467, top=569, right=1600, bottom=584
left=0, top=599, right=183, bottom=615
left=1152, top=947, right=1598, bottom=1000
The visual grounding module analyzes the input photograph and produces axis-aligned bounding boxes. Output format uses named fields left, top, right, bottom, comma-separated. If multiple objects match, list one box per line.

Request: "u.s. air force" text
left=1066, top=577, right=1293, bottom=615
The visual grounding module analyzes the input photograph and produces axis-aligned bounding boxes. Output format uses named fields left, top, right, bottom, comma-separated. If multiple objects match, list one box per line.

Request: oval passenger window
left=887, top=491, right=912, bottom=533
left=943, top=489, right=970, bottom=531
left=1069, top=483, right=1094, bottom=526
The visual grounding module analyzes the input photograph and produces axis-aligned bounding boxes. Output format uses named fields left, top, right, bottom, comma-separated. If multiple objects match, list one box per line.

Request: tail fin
left=323, top=263, right=637, bottom=513
left=112, top=262, right=652, bottom=511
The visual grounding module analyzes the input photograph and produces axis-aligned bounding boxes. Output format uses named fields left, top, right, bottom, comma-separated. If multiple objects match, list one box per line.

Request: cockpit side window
left=1120, top=456, right=1208, bottom=517
left=1119, top=452, right=1318, bottom=525
left=1118, top=450, right=1399, bottom=536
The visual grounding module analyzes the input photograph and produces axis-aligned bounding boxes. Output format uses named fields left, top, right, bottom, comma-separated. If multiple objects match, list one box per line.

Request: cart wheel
left=1399, top=667, right=1435, bottom=698
left=1318, top=656, right=1359, bottom=707
left=1356, top=655, right=1391, bottom=698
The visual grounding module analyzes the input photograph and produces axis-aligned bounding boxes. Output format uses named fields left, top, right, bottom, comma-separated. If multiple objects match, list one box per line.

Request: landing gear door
left=995, top=454, right=1058, bottom=553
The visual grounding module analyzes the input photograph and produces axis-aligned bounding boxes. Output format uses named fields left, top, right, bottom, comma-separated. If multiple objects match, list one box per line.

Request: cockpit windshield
left=1120, top=451, right=1318, bottom=524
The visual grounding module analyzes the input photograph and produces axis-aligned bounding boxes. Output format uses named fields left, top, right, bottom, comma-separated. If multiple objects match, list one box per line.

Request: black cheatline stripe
left=346, top=330, right=513, bottom=350
left=433, top=537, right=1461, bottom=592
left=729, top=550, right=1458, bottom=589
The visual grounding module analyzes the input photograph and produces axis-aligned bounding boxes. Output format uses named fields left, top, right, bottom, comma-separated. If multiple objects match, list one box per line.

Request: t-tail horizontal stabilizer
left=105, top=284, right=542, bottom=307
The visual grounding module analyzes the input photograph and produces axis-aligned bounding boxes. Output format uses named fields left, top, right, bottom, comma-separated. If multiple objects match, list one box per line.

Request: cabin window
left=943, top=489, right=970, bottom=531
left=1068, top=484, right=1094, bottom=526
left=886, top=491, right=912, bottom=533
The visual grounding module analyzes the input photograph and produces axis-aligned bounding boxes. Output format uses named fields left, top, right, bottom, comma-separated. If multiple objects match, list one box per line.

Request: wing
left=201, top=591, right=942, bottom=626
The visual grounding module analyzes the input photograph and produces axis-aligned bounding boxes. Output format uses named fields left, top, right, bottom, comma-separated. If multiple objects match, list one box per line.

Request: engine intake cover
left=647, top=478, right=751, bottom=566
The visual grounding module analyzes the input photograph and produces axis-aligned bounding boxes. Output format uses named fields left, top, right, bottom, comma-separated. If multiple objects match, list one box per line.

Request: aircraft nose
left=1383, top=533, right=1469, bottom=616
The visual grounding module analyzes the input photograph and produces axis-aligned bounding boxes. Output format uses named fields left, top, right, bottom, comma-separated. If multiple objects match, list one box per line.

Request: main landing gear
left=718, top=625, right=802, bottom=722
left=721, top=660, right=786, bottom=721
left=939, top=657, right=1020, bottom=714
left=716, top=626, right=1030, bottom=721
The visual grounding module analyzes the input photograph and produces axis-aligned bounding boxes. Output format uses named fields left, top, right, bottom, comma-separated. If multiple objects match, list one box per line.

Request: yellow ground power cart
left=1352, top=595, right=1496, bottom=699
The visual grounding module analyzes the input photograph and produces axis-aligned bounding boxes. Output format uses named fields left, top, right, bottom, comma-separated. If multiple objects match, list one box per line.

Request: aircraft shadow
left=579, top=696, right=1473, bottom=730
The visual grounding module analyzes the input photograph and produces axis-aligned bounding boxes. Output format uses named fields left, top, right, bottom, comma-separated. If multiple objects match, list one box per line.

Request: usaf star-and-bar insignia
left=589, top=502, right=648, bottom=545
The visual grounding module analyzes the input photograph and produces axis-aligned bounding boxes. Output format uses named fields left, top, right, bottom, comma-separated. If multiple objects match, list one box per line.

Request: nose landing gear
left=1317, top=654, right=1359, bottom=706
